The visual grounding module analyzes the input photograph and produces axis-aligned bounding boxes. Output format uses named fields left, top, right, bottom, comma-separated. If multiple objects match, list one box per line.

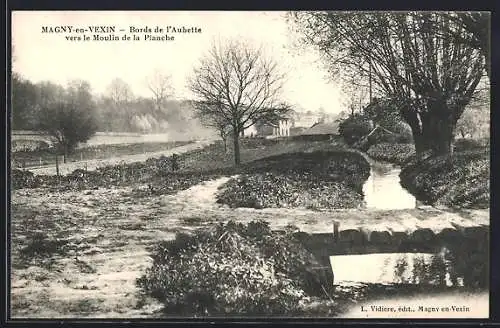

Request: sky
left=12, top=11, right=346, bottom=114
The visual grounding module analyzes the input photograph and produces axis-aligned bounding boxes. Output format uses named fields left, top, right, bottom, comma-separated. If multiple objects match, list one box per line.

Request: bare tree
left=341, top=72, right=370, bottom=117
left=188, top=39, right=290, bottom=165
left=147, top=70, right=173, bottom=112
left=106, top=78, right=134, bottom=130
left=193, top=100, right=232, bottom=152
left=445, top=12, right=490, bottom=79
left=107, top=78, right=133, bottom=104
left=292, top=11, right=486, bottom=158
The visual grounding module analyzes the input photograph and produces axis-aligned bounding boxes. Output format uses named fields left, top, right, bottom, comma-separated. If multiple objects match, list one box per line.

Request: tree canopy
left=188, top=39, right=291, bottom=165
left=292, top=11, right=487, bottom=157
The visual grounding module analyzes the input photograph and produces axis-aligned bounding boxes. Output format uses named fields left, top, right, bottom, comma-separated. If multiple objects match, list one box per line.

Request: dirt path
left=26, top=140, right=214, bottom=176
left=10, top=176, right=490, bottom=318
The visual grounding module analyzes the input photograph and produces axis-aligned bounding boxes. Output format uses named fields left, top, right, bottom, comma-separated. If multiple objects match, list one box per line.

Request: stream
left=362, top=165, right=416, bottom=210
left=330, top=160, right=488, bottom=315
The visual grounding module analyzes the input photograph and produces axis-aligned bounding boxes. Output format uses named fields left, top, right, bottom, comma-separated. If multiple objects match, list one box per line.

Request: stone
left=370, top=231, right=392, bottom=244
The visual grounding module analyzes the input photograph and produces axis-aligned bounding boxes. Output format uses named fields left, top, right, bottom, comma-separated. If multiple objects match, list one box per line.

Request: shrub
left=136, top=221, right=327, bottom=316
left=216, top=151, right=370, bottom=209
left=216, top=173, right=365, bottom=209
left=367, top=143, right=416, bottom=165
left=400, top=149, right=490, bottom=209
left=338, top=115, right=373, bottom=145
left=11, top=169, right=40, bottom=189
left=454, top=138, right=489, bottom=152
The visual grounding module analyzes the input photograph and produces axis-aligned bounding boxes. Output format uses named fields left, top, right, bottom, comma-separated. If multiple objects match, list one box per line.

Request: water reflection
left=363, top=167, right=416, bottom=210
left=330, top=245, right=488, bottom=290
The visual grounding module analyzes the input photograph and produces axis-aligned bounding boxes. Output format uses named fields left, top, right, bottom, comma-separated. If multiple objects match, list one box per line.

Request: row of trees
left=12, top=74, right=189, bottom=133
left=13, top=12, right=489, bottom=166
left=11, top=72, right=204, bottom=160
left=291, top=11, right=490, bottom=159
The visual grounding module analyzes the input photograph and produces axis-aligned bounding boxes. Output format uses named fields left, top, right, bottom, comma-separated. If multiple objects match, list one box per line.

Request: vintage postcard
left=9, top=10, right=490, bottom=320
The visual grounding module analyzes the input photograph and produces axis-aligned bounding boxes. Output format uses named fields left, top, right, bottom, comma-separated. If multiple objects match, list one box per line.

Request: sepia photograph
left=9, top=10, right=490, bottom=319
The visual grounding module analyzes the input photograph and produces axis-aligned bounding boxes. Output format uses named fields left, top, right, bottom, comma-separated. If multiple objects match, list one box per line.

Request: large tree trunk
left=404, top=101, right=458, bottom=161
left=233, top=128, right=241, bottom=166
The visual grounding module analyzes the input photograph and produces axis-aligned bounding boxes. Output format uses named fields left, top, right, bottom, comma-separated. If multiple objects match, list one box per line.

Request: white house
left=272, top=119, right=292, bottom=137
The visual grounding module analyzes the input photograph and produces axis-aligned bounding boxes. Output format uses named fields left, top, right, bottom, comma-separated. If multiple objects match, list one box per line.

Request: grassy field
left=11, top=141, right=193, bottom=168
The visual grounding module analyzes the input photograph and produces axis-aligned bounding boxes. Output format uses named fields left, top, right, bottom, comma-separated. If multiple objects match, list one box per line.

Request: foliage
left=136, top=221, right=327, bottom=316
left=292, top=12, right=486, bottom=156
left=12, top=169, right=40, bottom=189
left=11, top=73, right=38, bottom=130
left=35, top=80, right=98, bottom=157
left=216, top=173, right=365, bottom=210
left=217, top=150, right=370, bottom=209
left=400, top=148, right=489, bottom=209
left=367, top=143, right=416, bottom=165
left=188, top=39, right=290, bottom=165
left=338, top=98, right=414, bottom=148
left=338, top=114, right=373, bottom=145
left=362, top=98, right=414, bottom=142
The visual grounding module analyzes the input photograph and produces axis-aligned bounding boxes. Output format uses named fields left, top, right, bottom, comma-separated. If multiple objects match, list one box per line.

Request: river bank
left=10, top=138, right=490, bottom=317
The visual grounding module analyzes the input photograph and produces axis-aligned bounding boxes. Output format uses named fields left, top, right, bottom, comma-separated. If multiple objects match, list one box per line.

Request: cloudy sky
left=12, top=11, right=346, bottom=114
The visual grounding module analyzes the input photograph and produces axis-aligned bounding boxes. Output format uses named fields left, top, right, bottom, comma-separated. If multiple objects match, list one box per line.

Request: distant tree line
left=11, top=71, right=214, bottom=160
left=12, top=74, right=193, bottom=134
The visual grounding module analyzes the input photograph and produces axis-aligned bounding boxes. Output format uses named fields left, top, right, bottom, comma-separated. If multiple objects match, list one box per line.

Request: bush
left=454, top=138, right=489, bottom=151
left=400, top=149, right=490, bottom=209
left=367, top=143, right=416, bottom=165
left=216, top=151, right=370, bottom=209
left=216, top=173, right=365, bottom=209
left=136, top=221, right=328, bottom=316
left=12, top=169, right=40, bottom=189
left=338, top=115, right=373, bottom=145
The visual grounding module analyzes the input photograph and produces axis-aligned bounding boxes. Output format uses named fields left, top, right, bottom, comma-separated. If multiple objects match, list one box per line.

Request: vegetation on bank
left=12, top=138, right=371, bottom=211
left=365, top=138, right=489, bottom=210
left=136, top=220, right=332, bottom=316
left=400, top=148, right=489, bottom=209
left=216, top=151, right=370, bottom=210
left=367, top=143, right=416, bottom=165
